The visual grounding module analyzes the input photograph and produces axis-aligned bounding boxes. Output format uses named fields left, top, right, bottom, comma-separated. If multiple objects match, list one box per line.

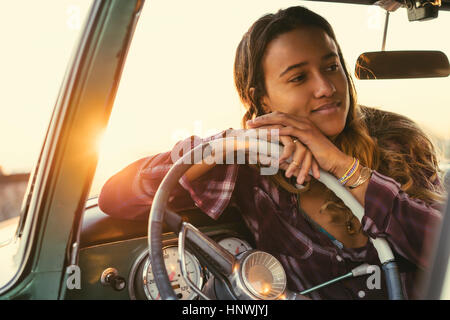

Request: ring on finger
left=292, top=139, right=299, bottom=144
left=292, top=160, right=301, bottom=167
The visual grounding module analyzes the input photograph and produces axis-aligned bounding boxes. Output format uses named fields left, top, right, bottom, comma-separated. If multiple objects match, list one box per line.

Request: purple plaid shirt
left=98, top=130, right=444, bottom=300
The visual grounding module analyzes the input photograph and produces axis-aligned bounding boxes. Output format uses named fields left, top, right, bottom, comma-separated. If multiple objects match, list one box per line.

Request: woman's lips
left=311, top=101, right=340, bottom=115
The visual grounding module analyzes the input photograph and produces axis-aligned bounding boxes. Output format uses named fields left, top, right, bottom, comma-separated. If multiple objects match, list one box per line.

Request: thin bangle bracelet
left=342, top=160, right=359, bottom=185
left=348, top=166, right=373, bottom=189
left=338, top=158, right=359, bottom=185
left=338, top=158, right=356, bottom=182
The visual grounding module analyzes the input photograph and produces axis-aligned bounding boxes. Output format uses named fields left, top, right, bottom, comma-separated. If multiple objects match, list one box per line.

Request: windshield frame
left=0, top=0, right=143, bottom=297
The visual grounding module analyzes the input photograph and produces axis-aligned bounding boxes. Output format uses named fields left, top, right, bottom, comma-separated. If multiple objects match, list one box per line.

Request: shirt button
left=336, top=255, right=343, bottom=262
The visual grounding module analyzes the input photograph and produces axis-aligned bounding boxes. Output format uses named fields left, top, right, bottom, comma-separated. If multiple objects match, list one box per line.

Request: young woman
left=98, top=6, right=446, bottom=299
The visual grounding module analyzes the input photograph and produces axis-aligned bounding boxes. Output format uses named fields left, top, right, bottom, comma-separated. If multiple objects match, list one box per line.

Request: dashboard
left=64, top=198, right=254, bottom=300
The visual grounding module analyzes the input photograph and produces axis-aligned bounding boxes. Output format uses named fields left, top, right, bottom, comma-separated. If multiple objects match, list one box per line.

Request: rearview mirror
left=355, top=51, right=450, bottom=80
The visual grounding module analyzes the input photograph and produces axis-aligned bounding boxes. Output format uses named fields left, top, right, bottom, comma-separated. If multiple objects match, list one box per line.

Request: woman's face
left=261, top=26, right=350, bottom=138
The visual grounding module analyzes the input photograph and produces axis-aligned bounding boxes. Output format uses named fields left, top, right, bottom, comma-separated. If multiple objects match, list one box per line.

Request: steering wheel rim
left=148, top=135, right=404, bottom=300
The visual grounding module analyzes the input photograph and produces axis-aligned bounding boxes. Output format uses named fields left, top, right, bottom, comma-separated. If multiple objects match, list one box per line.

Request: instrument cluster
left=129, top=236, right=252, bottom=300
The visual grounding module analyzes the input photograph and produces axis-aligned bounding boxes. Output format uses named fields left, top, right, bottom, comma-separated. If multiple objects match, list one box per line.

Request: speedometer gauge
left=218, top=237, right=252, bottom=256
left=143, top=246, right=203, bottom=300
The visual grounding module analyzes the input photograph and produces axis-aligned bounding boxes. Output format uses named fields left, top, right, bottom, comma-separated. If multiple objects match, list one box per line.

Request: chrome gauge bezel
left=128, top=248, right=148, bottom=300
left=142, top=245, right=204, bottom=300
left=240, top=251, right=287, bottom=300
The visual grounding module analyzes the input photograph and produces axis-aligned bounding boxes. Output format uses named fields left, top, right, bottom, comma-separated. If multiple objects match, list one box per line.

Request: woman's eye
left=289, top=74, right=306, bottom=83
left=326, top=64, right=339, bottom=72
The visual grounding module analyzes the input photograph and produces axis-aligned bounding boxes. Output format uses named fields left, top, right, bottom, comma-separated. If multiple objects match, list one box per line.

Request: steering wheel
left=148, top=135, right=404, bottom=300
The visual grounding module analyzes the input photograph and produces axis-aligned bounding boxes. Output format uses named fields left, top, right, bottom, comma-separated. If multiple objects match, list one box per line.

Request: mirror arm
left=381, top=10, right=390, bottom=51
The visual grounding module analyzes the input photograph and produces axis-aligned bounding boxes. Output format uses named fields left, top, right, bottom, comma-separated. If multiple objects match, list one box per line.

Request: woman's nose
left=312, top=73, right=336, bottom=98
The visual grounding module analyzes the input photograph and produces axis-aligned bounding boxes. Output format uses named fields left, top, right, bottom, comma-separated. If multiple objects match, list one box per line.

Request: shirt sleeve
left=362, top=170, right=445, bottom=269
left=98, top=129, right=239, bottom=221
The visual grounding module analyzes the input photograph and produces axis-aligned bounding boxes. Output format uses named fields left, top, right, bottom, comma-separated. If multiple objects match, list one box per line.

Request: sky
left=0, top=1, right=93, bottom=174
left=0, top=0, right=449, bottom=191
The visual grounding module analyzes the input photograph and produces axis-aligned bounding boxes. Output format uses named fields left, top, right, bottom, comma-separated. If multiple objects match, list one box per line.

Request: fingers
left=296, top=151, right=312, bottom=185
left=242, top=124, right=321, bottom=183
left=280, top=160, right=312, bottom=184
left=279, top=135, right=296, bottom=163
left=250, top=125, right=295, bottom=163
left=253, top=126, right=283, bottom=144
left=287, top=149, right=320, bottom=185
left=279, top=151, right=321, bottom=184
left=279, top=162, right=289, bottom=171
left=246, top=111, right=306, bottom=129
left=285, top=140, right=307, bottom=179
left=311, top=158, right=320, bottom=180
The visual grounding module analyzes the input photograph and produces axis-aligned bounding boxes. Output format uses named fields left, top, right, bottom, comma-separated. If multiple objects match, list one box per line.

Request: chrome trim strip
left=178, top=224, right=210, bottom=300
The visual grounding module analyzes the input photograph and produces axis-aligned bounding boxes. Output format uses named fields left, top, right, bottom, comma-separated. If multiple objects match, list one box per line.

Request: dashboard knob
left=101, top=267, right=126, bottom=291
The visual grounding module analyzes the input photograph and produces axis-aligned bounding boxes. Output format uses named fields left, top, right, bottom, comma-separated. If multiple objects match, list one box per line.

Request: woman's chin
left=318, top=123, right=345, bottom=139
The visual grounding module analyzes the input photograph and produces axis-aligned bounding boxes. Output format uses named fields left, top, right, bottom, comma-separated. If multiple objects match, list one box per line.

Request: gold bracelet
left=348, top=166, right=373, bottom=189
left=338, top=158, right=360, bottom=185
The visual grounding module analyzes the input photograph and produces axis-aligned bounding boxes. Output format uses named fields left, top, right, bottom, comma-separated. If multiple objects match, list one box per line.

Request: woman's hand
left=246, top=111, right=354, bottom=180
left=244, top=123, right=320, bottom=184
